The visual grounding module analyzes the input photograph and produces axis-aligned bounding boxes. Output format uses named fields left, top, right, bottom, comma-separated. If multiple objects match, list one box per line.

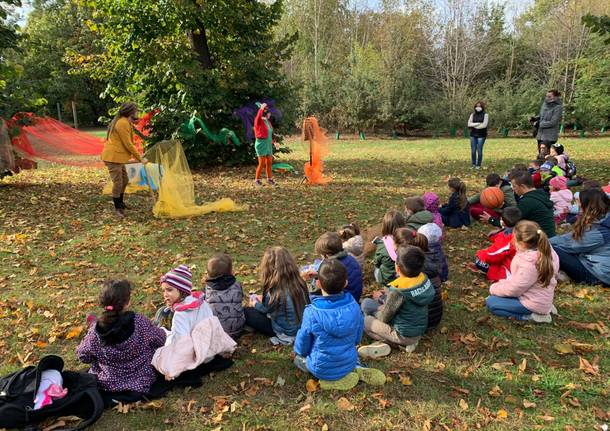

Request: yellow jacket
left=101, top=117, right=142, bottom=163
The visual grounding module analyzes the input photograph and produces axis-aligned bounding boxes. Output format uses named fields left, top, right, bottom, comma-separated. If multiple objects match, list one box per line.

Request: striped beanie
left=160, top=265, right=192, bottom=295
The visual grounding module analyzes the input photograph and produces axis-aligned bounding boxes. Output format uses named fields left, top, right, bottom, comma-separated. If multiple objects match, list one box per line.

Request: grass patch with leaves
left=0, top=137, right=609, bottom=430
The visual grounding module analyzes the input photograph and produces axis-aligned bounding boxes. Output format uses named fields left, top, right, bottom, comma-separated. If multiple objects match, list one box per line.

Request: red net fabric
left=7, top=113, right=153, bottom=167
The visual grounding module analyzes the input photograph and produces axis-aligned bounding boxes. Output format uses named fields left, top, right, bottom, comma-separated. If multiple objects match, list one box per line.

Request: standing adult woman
left=535, top=89, right=563, bottom=152
left=253, top=102, right=276, bottom=186
left=101, top=102, right=147, bottom=217
left=550, top=189, right=610, bottom=287
left=467, top=101, right=489, bottom=169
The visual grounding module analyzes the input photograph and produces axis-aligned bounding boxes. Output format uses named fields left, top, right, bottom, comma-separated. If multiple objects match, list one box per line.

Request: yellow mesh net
left=143, top=140, right=245, bottom=218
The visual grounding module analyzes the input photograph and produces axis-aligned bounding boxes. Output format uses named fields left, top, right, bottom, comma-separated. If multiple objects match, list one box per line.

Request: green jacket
left=406, top=210, right=433, bottom=230
left=373, top=237, right=396, bottom=286
left=379, top=274, right=435, bottom=337
left=517, top=189, right=556, bottom=237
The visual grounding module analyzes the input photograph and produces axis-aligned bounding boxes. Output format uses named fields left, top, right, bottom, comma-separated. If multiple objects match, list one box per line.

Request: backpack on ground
left=0, top=355, right=104, bottom=430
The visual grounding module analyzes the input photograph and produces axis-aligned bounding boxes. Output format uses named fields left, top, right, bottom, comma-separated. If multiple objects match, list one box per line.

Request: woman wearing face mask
left=535, top=90, right=563, bottom=152
left=253, top=102, right=276, bottom=186
left=467, top=101, right=489, bottom=169
left=101, top=102, right=147, bottom=217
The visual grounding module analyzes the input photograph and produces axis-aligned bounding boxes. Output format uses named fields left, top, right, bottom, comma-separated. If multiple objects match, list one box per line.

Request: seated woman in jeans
left=467, top=101, right=489, bottom=169
left=550, top=189, right=610, bottom=287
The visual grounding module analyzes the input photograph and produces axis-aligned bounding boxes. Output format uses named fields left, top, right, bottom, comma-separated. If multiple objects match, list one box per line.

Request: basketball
left=480, top=187, right=504, bottom=209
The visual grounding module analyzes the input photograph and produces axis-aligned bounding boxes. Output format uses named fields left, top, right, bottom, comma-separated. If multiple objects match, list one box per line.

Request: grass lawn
left=0, top=137, right=609, bottom=430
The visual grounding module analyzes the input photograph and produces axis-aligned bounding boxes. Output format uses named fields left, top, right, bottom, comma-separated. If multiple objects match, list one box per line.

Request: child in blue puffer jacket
left=294, top=259, right=385, bottom=390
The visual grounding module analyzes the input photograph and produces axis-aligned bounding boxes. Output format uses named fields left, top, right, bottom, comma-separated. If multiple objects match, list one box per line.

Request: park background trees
left=0, top=0, right=609, bottom=165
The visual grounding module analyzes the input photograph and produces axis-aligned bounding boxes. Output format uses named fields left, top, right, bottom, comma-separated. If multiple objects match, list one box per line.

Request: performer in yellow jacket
left=101, top=102, right=147, bottom=217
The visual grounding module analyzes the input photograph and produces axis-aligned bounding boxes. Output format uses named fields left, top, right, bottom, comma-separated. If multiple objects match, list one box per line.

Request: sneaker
left=550, top=304, right=558, bottom=315
left=114, top=208, right=125, bottom=218
left=475, top=166, right=481, bottom=170
left=556, top=270, right=570, bottom=283
left=403, top=341, right=419, bottom=353
left=355, top=367, right=386, bottom=386
left=358, top=342, right=391, bottom=359
left=530, top=313, right=552, bottom=323
left=267, top=179, right=277, bottom=186
left=254, top=179, right=263, bottom=187
left=319, top=372, right=359, bottom=391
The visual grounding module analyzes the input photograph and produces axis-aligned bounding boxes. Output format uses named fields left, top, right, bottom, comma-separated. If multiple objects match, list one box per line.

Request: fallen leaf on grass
left=400, top=375, right=413, bottom=386
left=554, top=343, right=574, bottom=355
left=336, top=397, right=355, bottom=411
left=518, top=358, right=527, bottom=373
left=496, top=409, right=508, bottom=419
left=306, top=379, right=319, bottom=392
left=578, top=356, right=599, bottom=376
left=537, top=414, right=555, bottom=422
left=299, top=404, right=311, bottom=413
left=523, top=399, right=536, bottom=409
left=488, top=385, right=503, bottom=397
left=566, top=320, right=608, bottom=335
left=65, top=325, right=84, bottom=340
left=458, top=398, right=468, bottom=410
left=275, top=375, right=285, bottom=387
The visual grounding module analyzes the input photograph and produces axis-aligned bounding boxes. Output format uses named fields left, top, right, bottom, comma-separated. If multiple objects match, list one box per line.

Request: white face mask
left=475, top=107, right=483, bottom=112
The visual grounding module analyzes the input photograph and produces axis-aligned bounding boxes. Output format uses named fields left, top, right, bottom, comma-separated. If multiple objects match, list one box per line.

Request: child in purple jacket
left=77, top=279, right=166, bottom=396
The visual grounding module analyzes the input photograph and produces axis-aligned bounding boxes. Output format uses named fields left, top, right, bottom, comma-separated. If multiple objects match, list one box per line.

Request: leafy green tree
left=75, top=0, right=296, bottom=166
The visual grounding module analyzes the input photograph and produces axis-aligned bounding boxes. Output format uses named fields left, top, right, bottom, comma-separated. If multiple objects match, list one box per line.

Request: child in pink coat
left=485, top=220, right=559, bottom=323
left=549, top=176, right=573, bottom=224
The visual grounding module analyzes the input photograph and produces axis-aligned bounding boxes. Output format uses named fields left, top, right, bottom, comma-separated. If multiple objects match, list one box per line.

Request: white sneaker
left=530, top=313, right=552, bottom=323
left=403, top=341, right=419, bottom=353
left=556, top=271, right=570, bottom=282
left=549, top=304, right=558, bottom=315
left=358, top=342, right=391, bottom=359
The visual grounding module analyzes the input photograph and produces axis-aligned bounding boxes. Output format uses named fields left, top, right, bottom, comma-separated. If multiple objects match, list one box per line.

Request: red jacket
left=475, top=228, right=516, bottom=281
left=253, top=107, right=271, bottom=139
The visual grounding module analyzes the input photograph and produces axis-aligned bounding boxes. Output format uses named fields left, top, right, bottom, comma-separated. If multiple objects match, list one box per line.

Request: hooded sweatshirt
left=550, top=189, right=573, bottom=217
left=517, top=188, right=556, bottom=237
left=294, top=292, right=363, bottom=381
left=489, top=248, right=559, bottom=314
left=406, top=210, right=434, bottom=230
left=205, top=275, right=245, bottom=338
left=166, top=292, right=214, bottom=345
left=76, top=312, right=166, bottom=393
left=379, top=273, right=435, bottom=337
left=342, top=235, right=365, bottom=267
left=422, top=192, right=444, bottom=229
left=550, top=212, right=610, bottom=285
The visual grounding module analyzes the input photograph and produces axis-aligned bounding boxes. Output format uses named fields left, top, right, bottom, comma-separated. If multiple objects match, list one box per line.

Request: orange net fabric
left=302, top=117, right=331, bottom=185
left=7, top=113, right=152, bottom=167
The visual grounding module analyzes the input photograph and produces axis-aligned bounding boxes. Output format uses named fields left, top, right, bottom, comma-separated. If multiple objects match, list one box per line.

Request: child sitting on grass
left=471, top=207, right=522, bottom=281
left=404, top=196, right=434, bottom=230
left=529, top=159, right=543, bottom=189
left=359, top=245, right=435, bottom=357
left=294, top=259, right=385, bottom=390
left=338, top=222, right=365, bottom=267
left=418, top=223, right=449, bottom=282
left=245, top=246, right=310, bottom=345
left=469, top=173, right=517, bottom=221
left=373, top=209, right=406, bottom=286
left=306, top=232, right=363, bottom=301
left=486, top=220, right=559, bottom=323
left=422, top=192, right=444, bottom=230
left=77, top=279, right=166, bottom=404
left=203, top=253, right=245, bottom=338
left=549, top=176, right=573, bottom=225
left=440, top=178, right=471, bottom=228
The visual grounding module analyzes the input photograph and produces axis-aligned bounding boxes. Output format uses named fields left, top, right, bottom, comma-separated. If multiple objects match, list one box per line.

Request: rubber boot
left=112, top=197, right=125, bottom=217
left=119, top=193, right=128, bottom=210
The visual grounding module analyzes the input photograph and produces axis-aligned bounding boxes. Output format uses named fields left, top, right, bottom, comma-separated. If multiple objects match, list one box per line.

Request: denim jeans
left=553, top=247, right=603, bottom=285
left=361, top=298, right=381, bottom=316
left=470, top=136, right=486, bottom=167
left=485, top=296, right=531, bottom=319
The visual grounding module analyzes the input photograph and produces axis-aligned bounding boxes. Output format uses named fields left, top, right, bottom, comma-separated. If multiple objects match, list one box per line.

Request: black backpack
left=565, top=159, right=577, bottom=179
left=0, top=355, right=104, bottom=430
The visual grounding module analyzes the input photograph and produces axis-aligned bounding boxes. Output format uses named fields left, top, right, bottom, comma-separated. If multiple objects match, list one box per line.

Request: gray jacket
left=204, top=275, right=245, bottom=337
left=536, top=99, right=563, bottom=142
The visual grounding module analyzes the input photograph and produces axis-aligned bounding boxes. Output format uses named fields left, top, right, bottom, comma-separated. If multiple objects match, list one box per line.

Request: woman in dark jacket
left=535, top=89, right=563, bottom=151
left=467, top=101, right=489, bottom=169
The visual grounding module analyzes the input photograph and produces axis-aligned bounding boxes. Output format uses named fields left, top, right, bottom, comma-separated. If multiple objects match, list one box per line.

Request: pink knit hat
left=160, top=264, right=193, bottom=295
left=549, top=176, right=567, bottom=190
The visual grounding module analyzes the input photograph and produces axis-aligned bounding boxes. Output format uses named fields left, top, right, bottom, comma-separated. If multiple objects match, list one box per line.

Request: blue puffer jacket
left=550, top=212, right=610, bottom=285
left=335, top=252, right=363, bottom=302
left=294, top=292, right=363, bottom=381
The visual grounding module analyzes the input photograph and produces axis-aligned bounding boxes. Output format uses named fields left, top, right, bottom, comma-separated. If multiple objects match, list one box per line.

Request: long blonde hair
left=259, top=246, right=309, bottom=323
left=513, top=221, right=554, bottom=287
left=107, top=102, right=138, bottom=139
left=573, top=189, right=610, bottom=241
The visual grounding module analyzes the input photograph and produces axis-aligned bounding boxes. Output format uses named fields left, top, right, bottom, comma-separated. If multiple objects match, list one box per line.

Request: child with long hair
left=77, top=280, right=166, bottom=401
left=550, top=189, right=610, bottom=286
left=440, top=178, right=471, bottom=228
left=245, top=247, right=310, bottom=344
left=338, top=222, right=365, bottom=267
left=404, top=196, right=434, bottom=230
left=486, top=221, right=559, bottom=323
left=373, top=209, right=406, bottom=286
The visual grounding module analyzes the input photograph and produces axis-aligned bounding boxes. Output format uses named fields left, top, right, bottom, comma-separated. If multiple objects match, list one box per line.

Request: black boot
left=119, top=193, right=128, bottom=210
left=112, top=197, right=125, bottom=217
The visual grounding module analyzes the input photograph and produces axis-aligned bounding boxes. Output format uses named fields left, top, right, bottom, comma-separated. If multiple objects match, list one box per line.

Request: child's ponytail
left=448, top=177, right=468, bottom=210
left=98, top=279, right=132, bottom=328
left=514, top=221, right=555, bottom=287
left=394, top=227, right=429, bottom=252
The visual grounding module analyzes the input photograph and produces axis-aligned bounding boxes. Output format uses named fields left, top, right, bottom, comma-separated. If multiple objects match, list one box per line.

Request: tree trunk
left=188, top=22, right=214, bottom=69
